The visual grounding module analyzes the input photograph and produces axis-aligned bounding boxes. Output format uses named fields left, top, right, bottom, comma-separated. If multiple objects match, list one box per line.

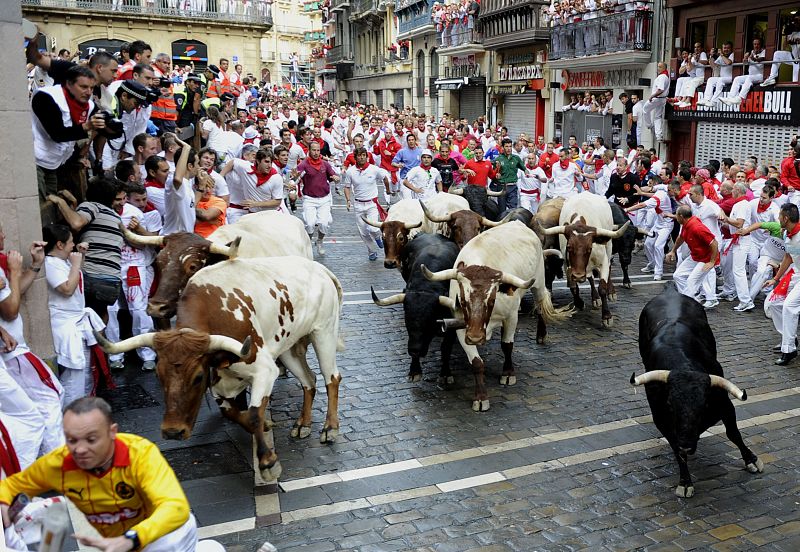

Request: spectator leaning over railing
left=697, top=42, right=734, bottom=107
left=673, top=43, right=708, bottom=108
left=722, top=37, right=766, bottom=106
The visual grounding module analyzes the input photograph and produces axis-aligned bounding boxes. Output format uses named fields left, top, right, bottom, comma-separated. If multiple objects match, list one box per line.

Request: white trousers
left=644, top=222, right=673, bottom=277
left=3, top=354, right=64, bottom=454
left=767, top=50, right=800, bottom=82
left=750, top=255, right=779, bottom=299
left=730, top=74, right=763, bottom=100
left=673, top=256, right=717, bottom=302
left=302, top=194, right=333, bottom=236
left=721, top=239, right=752, bottom=303
left=520, top=192, right=539, bottom=214
left=353, top=200, right=382, bottom=254
left=59, top=344, right=94, bottom=407
left=144, top=514, right=197, bottom=552
left=226, top=207, right=248, bottom=225
left=641, top=97, right=667, bottom=141
left=702, top=76, right=733, bottom=104
left=675, top=76, right=704, bottom=98
left=766, top=273, right=800, bottom=353
left=0, top=367, right=45, bottom=469
left=106, top=265, right=156, bottom=363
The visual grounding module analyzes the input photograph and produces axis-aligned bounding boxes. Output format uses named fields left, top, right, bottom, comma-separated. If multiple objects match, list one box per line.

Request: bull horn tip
left=370, top=285, right=379, bottom=303
left=629, top=372, right=636, bottom=385
left=740, top=389, right=747, bottom=401
left=241, top=335, right=252, bottom=357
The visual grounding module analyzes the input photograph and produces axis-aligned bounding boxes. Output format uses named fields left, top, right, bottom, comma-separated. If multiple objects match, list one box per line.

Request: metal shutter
left=358, top=90, right=368, bottom=105
left=459, top=85, right=486, bottom=123
left=374, top=90, right=383, bottom=109
left=502, top=92, right=537, bottom=143
left=695, top=122, right=798, bottom=167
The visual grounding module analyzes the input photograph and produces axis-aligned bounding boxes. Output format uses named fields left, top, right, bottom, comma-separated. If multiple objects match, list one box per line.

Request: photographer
left=31, top=65, right=106, bottom=222
left=96, top=79, right=155, bottom=171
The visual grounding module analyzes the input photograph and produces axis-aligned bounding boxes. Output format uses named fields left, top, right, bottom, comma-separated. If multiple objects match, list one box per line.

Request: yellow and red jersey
left=0, top=433, right=189, bottom=548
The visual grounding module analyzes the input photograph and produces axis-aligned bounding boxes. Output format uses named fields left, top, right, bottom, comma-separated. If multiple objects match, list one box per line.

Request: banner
left=667, top=87, right=800, bottom=126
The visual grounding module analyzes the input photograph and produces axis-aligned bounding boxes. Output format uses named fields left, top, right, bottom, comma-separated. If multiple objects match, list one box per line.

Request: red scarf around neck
left=305, top=156, right=323, bottom=171
left=559, top=159, right=570, bottom=170
left=756, top=201, right=772, bottom=213
left=63, top=86, right=90, bottom=126
left=787, top=222, right=800, bottom=239
left=251, top=164, right=278, bottom=186
left=145, top=178, right=165, bottom=190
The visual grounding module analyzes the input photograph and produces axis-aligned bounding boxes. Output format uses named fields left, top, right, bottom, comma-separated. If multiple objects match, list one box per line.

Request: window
left=745, top=12, right=768, bottom=44
left=715, top=17, right=736, bottom=50
left=689, top=21, right=707, bottom=48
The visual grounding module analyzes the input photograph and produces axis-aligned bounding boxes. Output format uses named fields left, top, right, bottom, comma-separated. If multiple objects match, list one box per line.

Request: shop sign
left=503, top=52, right=535, bottom=65
left=78, top=39, right=127, bottom=58
left=561, top=69, right=641, bottom=90
left=171, top=40, right=209, bottom=64
left=498, top=64, right=543, bottom=82
left=444, top=55, right=481, bottom=79
left=667, top=89, right=800, bottom=126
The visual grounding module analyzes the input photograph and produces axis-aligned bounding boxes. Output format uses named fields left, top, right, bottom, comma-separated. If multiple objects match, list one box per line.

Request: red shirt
left=374, top=138, right=402, bottom=181
left=681, top=216, right=718, bottom=264
left=538, top=152, right=559, bottom=178
left=463, top=159, right=497, bottom=187
left=780, top=156, right=800, bottom=191
left=344, top=152, right=374, bottom=169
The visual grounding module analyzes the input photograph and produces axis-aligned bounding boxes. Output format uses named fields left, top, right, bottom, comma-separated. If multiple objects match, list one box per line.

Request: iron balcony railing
left=327, top=44, right=354, bottom=64
left=353, top=0, right=378, bottom=16
left=331, top=0, right=350, bottom=11
left=549, top=6, right=653, bottom=60
left=20, top=0, right=273, bottom=25
left=398, top=0, right=433, bottom=36
left=438, top=27, right=483, bottom=49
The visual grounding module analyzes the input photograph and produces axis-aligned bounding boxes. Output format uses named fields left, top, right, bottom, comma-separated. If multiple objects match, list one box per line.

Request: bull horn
left=481, top=210, right=515, bottom=228
left=420, top=264, right=458, bottom=282
left=438, top=295, right=456, bottom=310
left=709, top=375, right=747, bottom=400
left=419, top=200, right=452, bottom=223
left=596, top=221, right=631, bottom=239
left=209, top=236, right=242, bottom=258
left=207, top=334, right=252, bottom=358
left=543, top=225, right=567, bottom=236
left=500, top=272, right=535, bottom=289
left=361, top=215, right=383, bottom=228
left=630, top=370, right=670, bottom=386
left=404, top=220, right=423, bottom=230
left=487, top=188, right=506, bottom=197
left=371, top=286, right=405, bottom=306
left=93, top=330, right=155, bottom=354
left=542, top=249, right=563, bottom=259
left=637, top=226, right=654, bottom=238
left=448, top=187, right=464, bottom=196
left=438, top=318, right=466, bottom=331
left=119, top=223, right=165, bottom=248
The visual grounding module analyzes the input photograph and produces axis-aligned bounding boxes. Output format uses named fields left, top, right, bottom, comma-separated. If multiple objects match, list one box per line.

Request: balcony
left=479, top=0, right=550, bottom=50
left=350, top=0, right=381, bottom=22
left=304, top=31, right=327, bottom=43
left=437, top=27, right=484, bottom=56
left=20, top=0, right=273, bottom=28
left=396, top=0, right=434, bottom=40
left=331, top=0, right=350, bottom=12
left=304, top=1, right=323, bottom=12
left=548, top=5, right=653, bottom=68
left=327, top=44, right=354, bottom=64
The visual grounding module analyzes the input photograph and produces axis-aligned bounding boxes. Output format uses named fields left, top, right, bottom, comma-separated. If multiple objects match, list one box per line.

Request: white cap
left=243, top=127, right=259, bottom=139
left=421, top=149, right=434, bottom=157
left=616, top=149, right=625, bottom=158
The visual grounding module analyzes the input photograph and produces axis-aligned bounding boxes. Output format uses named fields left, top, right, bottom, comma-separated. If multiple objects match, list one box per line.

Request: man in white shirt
left=343, top=147, right=391, bottom=261
left=542, top=149, right=581, bottom=199
left=217, top=121, right=245, bottom=162
left=625, top=180, right=677, bottom=281
left=403, top=149, right=442, bottom=201
left=698, top=42, right=735, bottom=107
left=718, top=183, right=755, bottom=311
left=674, top=43, right=709, bottom=108
left=220, top=149, right=285, bottom=215
left=748, top=185, right=780, bottom=274
left=722, top=38, right=766, bottom=105
left=280, top=128, right=306, bottom=170
left=223, top=144, right=258, bottom=224
left=630, top=94, right=643, bottom=146
left=235, top=77, right=252, bottom=112
left=162, top=141, right=200, bottom=235
left=642, top=62, right=670, bottom=142
left=519, top=153, right=547, bottom=213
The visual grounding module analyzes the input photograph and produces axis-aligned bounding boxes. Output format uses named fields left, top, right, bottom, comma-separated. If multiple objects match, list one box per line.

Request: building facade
left=396, top=0, right=440, bottom=117
left=261, top=0, right=324, bottom=89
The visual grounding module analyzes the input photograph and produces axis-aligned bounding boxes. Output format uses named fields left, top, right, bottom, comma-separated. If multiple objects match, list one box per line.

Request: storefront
left=171, top=40, right=209, bottom=70
left=435, top=54, right=487, bottom=122
left=489, top=50, right=546, bottom=142
left=78, top=39, right=127, bottom=58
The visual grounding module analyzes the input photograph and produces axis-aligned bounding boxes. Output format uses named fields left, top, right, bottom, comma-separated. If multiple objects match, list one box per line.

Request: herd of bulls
left=95, top=185, right=763, bottom=496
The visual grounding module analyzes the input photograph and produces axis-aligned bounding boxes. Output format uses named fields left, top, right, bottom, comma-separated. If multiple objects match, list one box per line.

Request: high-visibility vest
left=150, top=87, right=178, bottom=121
left=201, top=96, right=221, bottom=111
left=206, top=79, right=222, bottom=98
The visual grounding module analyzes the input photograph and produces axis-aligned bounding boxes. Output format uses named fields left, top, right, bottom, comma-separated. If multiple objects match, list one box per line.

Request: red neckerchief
left=298, top=141, right=310, bottom=154
left=787, top=222, right=800, bottom=239
left=274, top=158, right=286, bottom=170
left=757, top=200, right=772, bottom=213
left=144, top=201, right=158, bottom=213
left=244, top=138, right=256, bottom=144
left=305, top=156, right=324, bottom=171
left=0, top=252, right=8, bottom=278
left=559, top=159, right=570, bottom=170
left=145, top=178, right=165, bottom=189
left=63, top=86, right=90, bottom=126
left=249, top=164, right=277, bottom=186
left=678, top=182, right=692, bottom=200
left=659, top=70, right=669, bottom=77
left=355, top=162, right=369, bottom=172
left=745, top=170, right=755, bottom=181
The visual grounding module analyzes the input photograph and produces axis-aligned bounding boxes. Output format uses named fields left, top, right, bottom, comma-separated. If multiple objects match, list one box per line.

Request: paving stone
left=708, top=523, right=748, bottom=541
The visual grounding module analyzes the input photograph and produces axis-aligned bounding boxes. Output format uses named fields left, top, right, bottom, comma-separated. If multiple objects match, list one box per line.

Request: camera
left=144, top=87, right=162, bottom=106
left=157, top=76, right=171, bottom=88
left=97, top=110, right=124, bottom=140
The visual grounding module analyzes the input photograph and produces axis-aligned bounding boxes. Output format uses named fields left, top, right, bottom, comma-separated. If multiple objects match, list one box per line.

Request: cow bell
left=438, top=318, right=466, bottom=332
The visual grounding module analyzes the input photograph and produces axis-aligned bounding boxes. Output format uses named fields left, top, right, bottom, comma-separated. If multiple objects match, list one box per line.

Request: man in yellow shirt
left=1, top=397, right=198, bottom=551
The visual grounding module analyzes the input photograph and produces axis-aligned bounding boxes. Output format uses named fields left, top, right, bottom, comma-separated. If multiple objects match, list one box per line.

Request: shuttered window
left=695, top=122, right=794, bottom=167
left=502, top=92, right=537, bottom=144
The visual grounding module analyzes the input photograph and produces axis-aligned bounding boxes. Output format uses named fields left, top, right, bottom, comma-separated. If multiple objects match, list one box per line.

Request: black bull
left=631, top=285, right=763, bottom=497
left=372, top=233, right=460, bottom=383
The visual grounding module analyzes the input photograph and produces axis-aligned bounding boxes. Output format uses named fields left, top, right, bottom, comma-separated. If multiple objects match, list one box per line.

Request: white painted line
left=436, top=472, right=506, bottom=493
left=197, top=517, right=256, bottom=539
left=339, top=459, right=423, bottom=482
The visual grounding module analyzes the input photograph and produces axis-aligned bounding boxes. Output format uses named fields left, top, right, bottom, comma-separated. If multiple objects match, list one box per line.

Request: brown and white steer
left=121, top=210, right=313, bottom=319
left=96, top=256, right=343, bottom=481
left=421, top=221, right=570, bottom=412
left=543, top=194, right=630, bottom=328
left=362, top=198, right=424, bottom=269
left=420, top=200, right=514, bottom=250
left=418, top=192, right=470, bottom=236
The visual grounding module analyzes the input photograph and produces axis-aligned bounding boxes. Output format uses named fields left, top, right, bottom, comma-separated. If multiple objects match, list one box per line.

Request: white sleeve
left=44, top=258, right=70, bottom=289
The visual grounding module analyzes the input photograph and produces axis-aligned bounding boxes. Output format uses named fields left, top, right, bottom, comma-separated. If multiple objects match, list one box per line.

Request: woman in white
left=43, top=224, right=106, bottom=406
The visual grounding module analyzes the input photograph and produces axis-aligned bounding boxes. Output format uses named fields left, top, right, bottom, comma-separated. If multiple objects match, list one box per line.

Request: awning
left=434, top=77, right=467, bottom=90
left=488, top=82, right=528, bottom=95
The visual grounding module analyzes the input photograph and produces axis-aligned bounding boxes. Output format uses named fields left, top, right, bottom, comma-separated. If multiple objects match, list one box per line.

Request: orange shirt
left=194, top=195, right=227, bottom=237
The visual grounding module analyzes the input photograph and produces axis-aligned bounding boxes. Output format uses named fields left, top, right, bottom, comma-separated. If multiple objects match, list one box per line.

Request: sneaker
left=696, top=99, right=710, bottom=107
left=703, top=299, right=719, bottom=309
left=653, top=275, right=662, bottom=281
left=676, top=101, right=691, bottom=108
left=760, top=77, right=776, bottom=87
left=142, top=360, right=156, bottom=371
left=109, top=360, right=124, bottom=371
left=641, top=265, right=653, bottom=273
left=368, top=252, right=378, bottom=261
left=722, top=96, right=742, bottom=105
left=316, top=239, right=325, bottom=256
left=718, top=292, right=737, bottom=302
left=375, top=236, right=384, bottom=249
left=733, top=301, right=755, bottom=312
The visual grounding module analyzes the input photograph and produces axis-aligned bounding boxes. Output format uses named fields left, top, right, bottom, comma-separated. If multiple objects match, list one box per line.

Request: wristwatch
left=124, top=529, right=141, bottom=550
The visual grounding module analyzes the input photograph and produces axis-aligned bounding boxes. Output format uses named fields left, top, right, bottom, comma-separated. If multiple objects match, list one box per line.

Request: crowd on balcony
left=547, top=0, right=652, bottom=59
left=387, top=41, right=411, bottom=61
left=86, top=0, right=273, bottom=18
left=432, top=0, right=481, bottom=48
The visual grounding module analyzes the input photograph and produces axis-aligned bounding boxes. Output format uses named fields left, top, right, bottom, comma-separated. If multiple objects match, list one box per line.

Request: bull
left=449, top=184, right=503, bottom=220
left=421, top=221, right=570, bottom=412
left=121, top=210, right=313, bottom=319
left=543, top=194, right=629, bottom=327
left=609, top=202, right=652, bottom=289
left=371, top=234, right=460, bottom=383
left=418, top=192, right=470, bottom=236
left=530, top=198, right=566, bottom=291
left=420, top=201, right=512, bottom=250
left=95, top=256, right=343, bottom=481
left=631, top=285, right=763, bottom=497
left=362, top=198, right=424, bottom=270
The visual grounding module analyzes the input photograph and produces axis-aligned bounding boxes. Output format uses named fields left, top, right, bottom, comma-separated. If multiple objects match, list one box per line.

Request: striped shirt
left=76, top=202, right=123, bottom=278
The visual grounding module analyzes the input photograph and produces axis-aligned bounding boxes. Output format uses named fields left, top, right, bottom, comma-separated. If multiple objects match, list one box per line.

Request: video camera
left=96, top=110, right=124, bottom=140
left=157, top=76, right=172, bottom=89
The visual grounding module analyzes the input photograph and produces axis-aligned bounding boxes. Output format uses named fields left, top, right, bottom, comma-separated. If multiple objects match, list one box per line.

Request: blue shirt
left=392, top=146, right=422, bottom=179
left=484, top=148, right=500, bottom=162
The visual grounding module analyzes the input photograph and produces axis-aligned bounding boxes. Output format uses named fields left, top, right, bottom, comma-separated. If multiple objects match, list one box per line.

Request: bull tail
left=337, top=336, right=345, bottom=352
left=318, top=263, right=345, bottom=352
left=536, top=287, right=574, bottom=324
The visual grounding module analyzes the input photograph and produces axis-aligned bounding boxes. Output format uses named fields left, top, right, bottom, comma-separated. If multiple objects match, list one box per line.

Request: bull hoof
left=437, top=375, right=455, bottom=385
left=746, top=458, right=765, bottom=473
left=536, top=334, right=546, bottom=345
left=602, top=317, right=614, bottom=328
left=499, top=375, right=517, bottom=386
left=608, top=293, right=617, bottom=302
left=675, top=485, right=695, bottom=498
left=290, top=424, right=312, bottom=439
left=408, top=373, right=422, bottom=383
left=259, top=461, right=282, bottom=482
left=592, top=298, right=602, bottom=309
left=320, top=426, right=339, bottom=444
left=622, top=282, right=632, bottom=290
left=472, top=399, right=490, bottom=412
left=573, top=301, right=585, bottom=311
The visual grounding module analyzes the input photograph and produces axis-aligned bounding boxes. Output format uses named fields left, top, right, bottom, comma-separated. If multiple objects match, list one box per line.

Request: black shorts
left=83, top=274, right=122, bottom=316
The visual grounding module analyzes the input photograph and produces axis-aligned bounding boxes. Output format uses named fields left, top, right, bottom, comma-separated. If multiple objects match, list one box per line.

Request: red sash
left=89, top=344, right=116, bottom=395
left=23, top=352, right=59, bottom=394
left=373, top=198, right=388, bottom=222
left=0, top=419, right=20, bottom=476
left=769, top=268, right=795, bottom=302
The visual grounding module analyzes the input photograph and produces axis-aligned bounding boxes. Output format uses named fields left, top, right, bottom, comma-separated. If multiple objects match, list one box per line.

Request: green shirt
left=462, top=149, right=475, bottom=161
left=760, top=221, right=783, bottom=238
left=494, top=153, right=526, bottom=184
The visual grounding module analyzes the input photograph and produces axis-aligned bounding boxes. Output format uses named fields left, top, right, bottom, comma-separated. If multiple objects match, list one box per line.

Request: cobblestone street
left=106, top=199, right=800, bottom=552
